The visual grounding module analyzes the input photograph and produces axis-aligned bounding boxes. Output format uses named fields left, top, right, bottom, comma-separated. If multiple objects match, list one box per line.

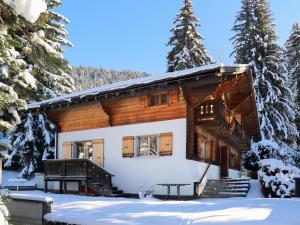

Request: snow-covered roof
left=28, top=63, right=249, bottom=109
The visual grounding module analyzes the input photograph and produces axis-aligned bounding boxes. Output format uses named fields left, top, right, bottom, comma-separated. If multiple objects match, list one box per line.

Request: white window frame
left=135, top=134, right=160, bottom=157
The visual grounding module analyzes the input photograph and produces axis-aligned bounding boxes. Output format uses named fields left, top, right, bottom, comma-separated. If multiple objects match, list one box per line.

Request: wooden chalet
left=28, top=63, right=260, bottom=197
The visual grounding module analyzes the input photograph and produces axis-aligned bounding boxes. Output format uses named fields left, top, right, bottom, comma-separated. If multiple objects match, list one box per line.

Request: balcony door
left=70, top=139, right=104, bottom=167
left=220, top=145, right=229, bottom=177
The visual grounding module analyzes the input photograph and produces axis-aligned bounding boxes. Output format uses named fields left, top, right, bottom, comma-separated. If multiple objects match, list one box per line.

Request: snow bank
left=9, top=193, right=53, bottom=203
left=11, top=190, right=300, bottom=225
left=4, top=0, right=47, bottom=23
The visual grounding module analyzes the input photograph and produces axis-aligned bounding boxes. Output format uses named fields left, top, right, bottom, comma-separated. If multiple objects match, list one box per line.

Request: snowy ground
left=11, top=181, right=300, bottom=225
left=2, top=170, right=36, bottom=186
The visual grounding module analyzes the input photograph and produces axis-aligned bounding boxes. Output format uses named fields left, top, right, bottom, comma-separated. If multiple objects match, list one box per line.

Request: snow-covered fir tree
left=285, top=23, right=300, bottom=142
left=1, top=0, right=74, bottom=177
left=166, top=0, right=211, bottom=72
left=231, top=0, right=298, bottom=146
left=5, top=113, right=55, bottom=178
left=71, top=66, right=149, bottom=90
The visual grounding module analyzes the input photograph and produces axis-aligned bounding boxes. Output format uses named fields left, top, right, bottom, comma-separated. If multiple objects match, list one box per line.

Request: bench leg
left=59, top=181, right=63, bottom=194
left=78, top=181, right=81, bottom=194
left=167, top=186, right=170, bottom=200
left=177, top=185, right=181, bottom=200
left=85, top=180, right=88, bottom=196
left=45, top=181, right=48, bottom=193
left=64, top=180, right=67, bottom=194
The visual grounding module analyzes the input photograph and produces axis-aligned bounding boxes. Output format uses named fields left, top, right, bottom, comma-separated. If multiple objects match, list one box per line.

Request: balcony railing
left=195, top=100, right=249, bottom=145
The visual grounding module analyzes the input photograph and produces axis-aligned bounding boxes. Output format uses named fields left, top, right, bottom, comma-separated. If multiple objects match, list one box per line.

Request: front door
left=220, top=145, right=229, bottom=177
left=92, top=139, right=104, bottom=167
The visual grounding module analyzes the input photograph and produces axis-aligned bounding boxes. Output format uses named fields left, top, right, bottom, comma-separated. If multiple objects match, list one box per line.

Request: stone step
left=201, top=192, right=247, bottom=198
left=201, top=179, right=250, bottom=198
left=207, top=181, right=250, bottom=186
left=204, top=187, right=249, bottom=192
left=205, top=183, right=249, bottom=188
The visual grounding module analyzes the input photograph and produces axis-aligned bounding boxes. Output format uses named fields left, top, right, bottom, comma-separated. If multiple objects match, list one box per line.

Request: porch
left=43, top=159, right=122, bottom=196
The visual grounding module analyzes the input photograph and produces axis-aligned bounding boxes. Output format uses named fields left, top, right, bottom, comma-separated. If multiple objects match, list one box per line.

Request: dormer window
left=149, top=93, right=168, bottom=106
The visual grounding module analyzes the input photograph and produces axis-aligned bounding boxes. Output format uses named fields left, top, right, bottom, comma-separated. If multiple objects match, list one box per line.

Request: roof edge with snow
left=28, top=63, right=250, bottom=109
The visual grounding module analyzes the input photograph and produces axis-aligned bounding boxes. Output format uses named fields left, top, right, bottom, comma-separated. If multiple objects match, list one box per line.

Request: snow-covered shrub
left=243, top=140, right=280, bottom=178
left=258, top=159, right=299, bottom=198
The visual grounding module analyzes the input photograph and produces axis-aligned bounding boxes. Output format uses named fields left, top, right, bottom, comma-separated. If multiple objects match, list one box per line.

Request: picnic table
left=8, top=178, right=27, bottom=191
left=157, top=183, right=190, bottom=199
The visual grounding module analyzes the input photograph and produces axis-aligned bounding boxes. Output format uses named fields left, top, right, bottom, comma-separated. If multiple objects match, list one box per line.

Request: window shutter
left=122, top=136, right=134, bottom=157
left=92, top=139, right=104, bottom=167
left=62, top=142, right=72, bottom=159
left=159, top=132, right=173, bottom=156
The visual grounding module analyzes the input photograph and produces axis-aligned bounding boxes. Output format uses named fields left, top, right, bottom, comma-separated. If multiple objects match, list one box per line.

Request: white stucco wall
left=56, top=118, right=226, bottom=196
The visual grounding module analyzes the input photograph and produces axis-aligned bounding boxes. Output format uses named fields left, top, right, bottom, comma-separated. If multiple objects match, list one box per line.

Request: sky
left=57, top=0, right=300, bottom=75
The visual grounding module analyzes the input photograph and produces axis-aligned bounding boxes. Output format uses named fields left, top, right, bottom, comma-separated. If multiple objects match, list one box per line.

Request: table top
left=157, top=184, right=190, bottom=186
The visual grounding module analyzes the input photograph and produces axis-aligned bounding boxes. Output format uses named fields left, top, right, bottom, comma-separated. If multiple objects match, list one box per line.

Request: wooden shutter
left=122, top=136, right=134, bottom=157
left=62, top=142, right=72, bottom=159
left=159, top=132, right=173, bottom=156
left=92, top=139, right=104, bottom=167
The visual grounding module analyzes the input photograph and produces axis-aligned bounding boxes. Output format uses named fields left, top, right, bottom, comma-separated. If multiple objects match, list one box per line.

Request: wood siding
left=102, top=89, right=186, bottom=126
left=47, top=102, right=110, bottom=132
left=47, top=89, right=186, bottom=133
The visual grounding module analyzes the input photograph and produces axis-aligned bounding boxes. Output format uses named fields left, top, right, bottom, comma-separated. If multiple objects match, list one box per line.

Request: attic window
left=149, top=93, right=168, bottom=106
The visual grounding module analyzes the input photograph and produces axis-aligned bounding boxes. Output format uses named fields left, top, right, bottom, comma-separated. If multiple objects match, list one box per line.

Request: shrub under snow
left=258, top=159, right=299, bottom=198
left=244, top=140, right=300, bottom=198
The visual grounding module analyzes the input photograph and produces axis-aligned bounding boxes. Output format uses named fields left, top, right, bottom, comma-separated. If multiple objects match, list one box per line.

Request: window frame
left=135, top=134, right=160, bottom=157
left=148, top=93, right=169, bottom=107
left=72, top=140, right=93, bottom=160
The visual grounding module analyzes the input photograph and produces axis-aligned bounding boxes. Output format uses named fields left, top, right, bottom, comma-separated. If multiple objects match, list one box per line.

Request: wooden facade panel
left=102, top=89, right=186, bottom=126
left=47, top=89, right=186, bottom=132
left=47, top=103, right=110, bottom=132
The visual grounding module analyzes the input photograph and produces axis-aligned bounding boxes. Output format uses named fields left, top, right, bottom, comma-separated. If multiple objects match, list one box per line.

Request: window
left=73, top=141, right=93, bottom=160
left=137, top=135, right=159, bottom=156
left=229, top=149, right=239, bottom=169
left=149, top=93, right=168, bottom=106
left=197, top=134, right=218, bottom=163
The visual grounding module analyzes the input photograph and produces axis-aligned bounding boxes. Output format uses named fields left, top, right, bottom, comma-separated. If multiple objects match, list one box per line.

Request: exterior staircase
left=84, top=181, right=124, bottom=197
left=201, top=178, right=250, bottom=198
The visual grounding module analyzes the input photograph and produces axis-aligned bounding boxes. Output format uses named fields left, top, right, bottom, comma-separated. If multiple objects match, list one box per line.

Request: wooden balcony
left=44, top=159, right=114, bottom=195
left=195, top=100, right=250, bottom=147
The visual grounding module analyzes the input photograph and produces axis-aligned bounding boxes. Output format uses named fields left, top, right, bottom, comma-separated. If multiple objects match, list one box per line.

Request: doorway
left=220, top=145, right=229, bottom=177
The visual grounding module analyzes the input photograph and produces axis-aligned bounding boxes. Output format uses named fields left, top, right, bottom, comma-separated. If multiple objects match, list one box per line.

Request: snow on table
left=11, top=190, right=300, bottom=225
left=2, top=170, right=36, bottom=187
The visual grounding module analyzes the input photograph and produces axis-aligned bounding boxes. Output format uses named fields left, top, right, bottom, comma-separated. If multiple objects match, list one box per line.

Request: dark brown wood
left=44, top=159, right=113, bottom=195
left=220, top=146, right=229, bottom=177
left=195, top=99, right=250, bottom=148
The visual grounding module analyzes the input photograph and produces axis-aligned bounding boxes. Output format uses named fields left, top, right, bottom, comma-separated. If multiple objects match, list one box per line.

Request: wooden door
left=220, top=145, right=229, bottom=177
left=92, top=139, right=104, bottom=167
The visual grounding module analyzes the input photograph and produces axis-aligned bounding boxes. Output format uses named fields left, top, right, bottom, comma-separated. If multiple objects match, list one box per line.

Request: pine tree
left=1, top=0, right=74, bottom=176
left=285, top=23, right=300, bottom=141
left=166, top=0, right=211, bottom=72
left=5, top=113, right=55, bottom=178
left=231, top=0, right=298, bottom=146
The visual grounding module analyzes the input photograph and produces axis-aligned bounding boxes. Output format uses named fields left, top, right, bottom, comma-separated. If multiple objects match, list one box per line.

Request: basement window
left=149, top=93, right=168, bottom=106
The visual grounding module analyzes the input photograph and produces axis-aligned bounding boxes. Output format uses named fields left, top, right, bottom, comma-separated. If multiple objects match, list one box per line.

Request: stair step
left=201, top=179, right=250, bottom=198
left=201, top=193, right=247, bottom=198
left=204, top=188, right=249, bottom=192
